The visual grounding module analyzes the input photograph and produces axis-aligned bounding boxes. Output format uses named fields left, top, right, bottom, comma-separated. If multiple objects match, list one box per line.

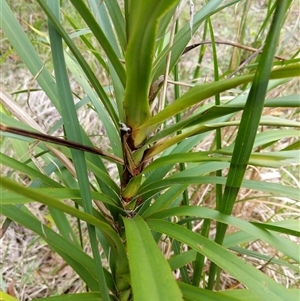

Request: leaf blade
left=147, top=219, right=297, bottom=301
left=123, top=215, right=183, bottom=301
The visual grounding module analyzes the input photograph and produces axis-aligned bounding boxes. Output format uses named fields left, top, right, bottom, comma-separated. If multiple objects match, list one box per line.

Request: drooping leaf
left=147, top=219, right=297, bottom=301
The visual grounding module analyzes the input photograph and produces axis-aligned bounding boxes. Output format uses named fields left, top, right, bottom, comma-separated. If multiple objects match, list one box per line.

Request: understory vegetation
left=0, top=0, right=299, bottom=300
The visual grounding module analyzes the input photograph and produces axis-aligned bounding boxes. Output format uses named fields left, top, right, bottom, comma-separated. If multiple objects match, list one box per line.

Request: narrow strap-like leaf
left=123, top=215, right=183, bottom=301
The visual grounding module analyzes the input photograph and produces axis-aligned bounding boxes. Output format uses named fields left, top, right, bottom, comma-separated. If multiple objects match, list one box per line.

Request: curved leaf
left=147, top=219, right=297, bottom=301
left=1, top=188, right=117, bottom=206
left=178, top=282, right=240, bottom=301
left=0, top=205, right=111, bottom=291
left=0, top=176, right=128, bottom=270
left=221, top=288, right=299, bottom=301
left=138, top=176, right=299, bottom=201
left=148, top=206, right=299, bottom=261
left=135, top=64, right=300, bottom=140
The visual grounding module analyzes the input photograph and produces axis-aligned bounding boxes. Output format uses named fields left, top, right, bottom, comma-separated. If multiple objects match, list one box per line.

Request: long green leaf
left=104, top=0, right=126, bottom=52
left=134, top=64, right=299, bottom=144
left=89, top=0, right=121, bottom=57
left=138, top=176, right=299, bottom=202
left=221, top=289, right=299, bottom=301
left=147, top=219, right=297, bottom=301
left=37, top=0, right=119, bottom=127
left=123, top=0, right=180, bottom=133
left=0, top=204, right=112, bottom=292
left=123, top=216, right=183, bottom=301
left=0, top=176, right=129, bottom=281
left=1, top=188, right=117, bottom=206
left=148, top=206, right=299, bottom=261
left=142, top=149, right=298, bottom=173
left=87, top=0, right=127, bottom=130
left=210, top=2, right=293, bottom=286
left=139, top=90, right=300, bottom=150
left=0, top=177, right=124, bottom=255
left=69, top=0, right=126, bottom=86
left=64, top=53, right=123, bottom=161
left=46, top=2, right=109, bottom=296
left=168, top=234, right=299, bottom=274
left=0, top=153, right=62, bottom=188
left=178, top=282, right=240, bottom=301
left=218, top=0, right=292, bottom=221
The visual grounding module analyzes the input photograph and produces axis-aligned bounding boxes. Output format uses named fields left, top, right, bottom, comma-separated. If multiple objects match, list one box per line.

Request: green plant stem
left=192, top=19, right=208, bottom=82
left=207, top=16, right=223, bottom=290
left=172, top=240, right=190, bottom=284
left=192, top=219, right=211, bottom=287
left=174, top=19, right=191, bottom=231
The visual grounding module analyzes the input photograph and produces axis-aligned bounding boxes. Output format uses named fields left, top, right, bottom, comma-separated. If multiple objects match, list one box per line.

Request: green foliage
left=0, top=0, right=299, bottom=300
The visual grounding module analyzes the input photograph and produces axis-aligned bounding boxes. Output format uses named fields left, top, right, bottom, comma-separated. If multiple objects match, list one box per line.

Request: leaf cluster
left=0, top=0, right=299, bottom=300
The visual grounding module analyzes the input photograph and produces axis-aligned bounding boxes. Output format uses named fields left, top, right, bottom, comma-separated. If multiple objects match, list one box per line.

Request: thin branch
left=183, top=40, right=286, bottom=61
left=159, top=5, right=179, bottom=112
left=228, top=45, right=263, bottom=78
left=0, top=123, right=124, bottom=165
left=167, top=79, right=194, bottom=88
